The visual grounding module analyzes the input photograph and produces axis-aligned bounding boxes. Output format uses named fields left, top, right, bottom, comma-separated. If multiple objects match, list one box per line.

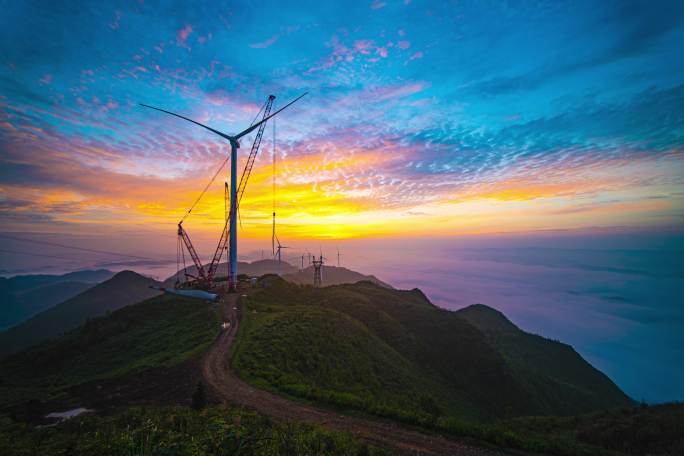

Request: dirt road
left=202, top=294, right=504, bottom=456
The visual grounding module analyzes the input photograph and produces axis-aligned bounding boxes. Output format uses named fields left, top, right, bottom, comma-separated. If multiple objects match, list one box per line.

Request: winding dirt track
left=202, top=295, right=504, bottom=456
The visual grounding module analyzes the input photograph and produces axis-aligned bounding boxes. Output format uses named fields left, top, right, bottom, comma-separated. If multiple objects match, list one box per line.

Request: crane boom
left=178, top=223, right=208, bottom=283
left=205, top=95, right=276, bottom=282
left=237, top=95, right=275, bottom=206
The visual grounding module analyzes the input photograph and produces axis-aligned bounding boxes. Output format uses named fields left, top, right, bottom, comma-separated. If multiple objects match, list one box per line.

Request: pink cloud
left=308, top=36, right=397, bottom=73
left=354, top=40, right=373, bottom=55
left=397, top=40, right=410, bottom=49
left=121, top=65, right=149, bottom=79
left=409, top=51, right=423, bottom=60
left=39, top=74, right=52, bottom=85
left=102, top=100, right=119, bottom=112
left=176, top=24, right=193, bottom=48
left=371, top=1, right=386, bottom=9
left=250, top=35, right=278, bottom=49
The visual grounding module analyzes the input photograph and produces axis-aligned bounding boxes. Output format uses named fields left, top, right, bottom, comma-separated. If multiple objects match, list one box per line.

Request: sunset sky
left=1, top=0, right=684, bottom=403
left=1, top=0, right=683, bottom=252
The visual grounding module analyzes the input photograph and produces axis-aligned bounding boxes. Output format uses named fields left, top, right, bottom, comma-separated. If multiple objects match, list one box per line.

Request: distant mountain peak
left=112, top=270, right=154, bottom=281
left=283, top=265, right=393, bottom=288
left=0, top=269, right=162, bottom=358
left=458, top=304, right=518, bottom=332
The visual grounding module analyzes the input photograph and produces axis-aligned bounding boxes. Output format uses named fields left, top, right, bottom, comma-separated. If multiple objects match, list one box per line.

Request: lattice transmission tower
left=312, top=255, right=324, bottom=288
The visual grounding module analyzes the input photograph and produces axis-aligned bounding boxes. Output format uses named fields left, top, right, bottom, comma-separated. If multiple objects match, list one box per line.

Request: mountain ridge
left=1, top=271, right=673, bottom=456
left=283, top=265, right=393, bottom=288
left=0, top=269, right=115, bottom=331
left=0, top=271, right=161, bottom=358
left=232, top=276, right=631, bottom=421
left=458, top=303, right=632, bottom=414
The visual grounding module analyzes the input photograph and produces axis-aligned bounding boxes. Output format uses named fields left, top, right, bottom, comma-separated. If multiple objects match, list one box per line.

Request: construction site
left=142, top=92, right=331, bottom=297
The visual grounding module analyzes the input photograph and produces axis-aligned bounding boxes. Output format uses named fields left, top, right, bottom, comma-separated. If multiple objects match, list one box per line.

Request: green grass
left=232, top=303, right=440, bottom=418
left=230, top=276, right=675, bottom=456
left=0, top=294, right=220, bottom=407
left=234, top=276, right=628, bottom=422
left=0, top=405, right=389, bottom=456
left=501, top=403, right=684, bottom=456
left=458, top=304, right=631, bottom=415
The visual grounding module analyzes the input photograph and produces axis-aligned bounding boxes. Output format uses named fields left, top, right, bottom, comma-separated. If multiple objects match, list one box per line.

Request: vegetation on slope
left=233, top=276, right=628, bottom=422
left=0, top=293, right=220, bottom=413
left=458, top=304, right=631, bottom=414
left=232, top=276, right=679, bottom=455
left=0, top=289, right=386, bottom=456
left=501, top=402, right=684, bottom=456
left=0, top=406, right=388, bottom=456
left=0, top=270, right=161, bottom=357
left=233, top=304, right=445, bottom=419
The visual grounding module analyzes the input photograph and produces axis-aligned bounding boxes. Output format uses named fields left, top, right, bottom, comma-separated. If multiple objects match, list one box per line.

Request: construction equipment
left=206, top=95, right=275, bottom=285
left=144, top=93, right=306, bottom=291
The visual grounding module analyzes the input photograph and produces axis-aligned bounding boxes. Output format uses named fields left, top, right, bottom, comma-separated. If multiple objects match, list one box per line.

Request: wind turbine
left=141, top=92, right=307, bottom=290
left=274, top=234, right=289, bottom=263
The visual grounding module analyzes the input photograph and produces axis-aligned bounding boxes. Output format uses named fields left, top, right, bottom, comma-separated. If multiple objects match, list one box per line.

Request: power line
left=0, top=234, right=153, bottom=260
left=180, top=154, right=231, bottom=223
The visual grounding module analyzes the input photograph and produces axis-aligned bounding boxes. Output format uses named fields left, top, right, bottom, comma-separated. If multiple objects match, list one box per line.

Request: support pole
left=229, top=140, right=238, bottom=291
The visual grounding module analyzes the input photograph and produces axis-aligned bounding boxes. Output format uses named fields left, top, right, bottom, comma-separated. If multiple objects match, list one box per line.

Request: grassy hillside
left=0, top=405, right=387, bottom=456
left=502, top=402, right=684, bottom=456
left=0, top=288, right=386, bottom=456
left=458, top=304, right=631, bottom=414
left=233, top=304, right=447, bottom=418
left=0, top=271, right=161, bottom=357
left=0, top=293, right=219, bottom=414
left=234, top=276, right=628, bottom=423
left=283, top=265, right=392, bottom=288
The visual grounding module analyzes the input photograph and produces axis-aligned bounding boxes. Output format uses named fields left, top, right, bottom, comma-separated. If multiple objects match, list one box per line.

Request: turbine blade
left=140, top=104, right=234, bottom=142
left=234, top=92, right=308, bottom=140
